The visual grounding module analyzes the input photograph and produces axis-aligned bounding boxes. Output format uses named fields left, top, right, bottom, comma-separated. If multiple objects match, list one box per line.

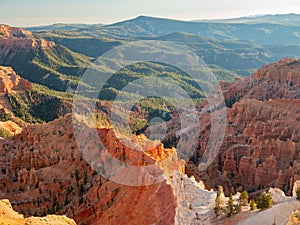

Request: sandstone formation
left=292, top=180, right=300, bottom=198
left=184, top=59, right=300, bottom=196
left=222, top=57, right=300, bottom=107
left=170, top=172, right=216, bottom=225
left=0, top=114, right=185, bottom=225
left=189, top=98, right=300, bottom=196
left=0, top=24, right=90, bottom=92
left=0, top=54, right=299, bottom=224
left=0, top=121, right=22, bottom=136
left=0, top=24, right=55, bottom=50
left=0, top=199, right=76, bottom=225
left=0, top=65, right=32, bottom=133
left=0, top=66, right=32, bottom=93
left=287, top=210, right=300, bottom=225
left=0, top=65, right=74, bottom=126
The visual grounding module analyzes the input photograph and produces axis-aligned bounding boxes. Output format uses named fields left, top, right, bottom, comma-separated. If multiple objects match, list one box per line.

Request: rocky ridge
left=0, top=66, right=32, bottom=93
left=0, top=199, right=76, bottom=225
left=0, top=65, right=32, bottom=134
left=184, top=58, right=300, bottom=196
left=223, top=58, right=300, bottom=107
left=0, top=113, right=187, bottom=224
left=0, top=24, right=55, bottom=50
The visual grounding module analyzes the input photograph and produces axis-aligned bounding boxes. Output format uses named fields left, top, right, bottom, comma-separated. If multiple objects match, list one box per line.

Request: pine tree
left=235, top=203, right=242, bottom=213
left=250, top=199, right=256, bottom=210
left=266, top=192, right=273, bottom=207
left=256, top=192, right=272, bottom=209
left=214, top=192, right=222, bottom=216
left=226, top=193, right=235, bottom=217
left=214, top=185, right=224, bottom=216
left=239, top=190, right=249, bottom=206
left=214, top=186, right=224, bottom=217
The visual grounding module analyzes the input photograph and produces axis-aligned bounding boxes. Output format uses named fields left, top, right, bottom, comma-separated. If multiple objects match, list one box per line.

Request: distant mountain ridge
left=26, top=23, right=103, bottom=32
left=3, top=15, right=300, bottom=101
left=27, top=14, right=300, bottom=46
left=25, top=14, right=300, bottom=79
left=192, top=13, right=300, bottom=26
left=26, top=13, right=300, bottom=32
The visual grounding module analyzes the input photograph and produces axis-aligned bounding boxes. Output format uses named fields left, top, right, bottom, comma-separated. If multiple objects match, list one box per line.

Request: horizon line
left=1, top=12, right=300, bottom=28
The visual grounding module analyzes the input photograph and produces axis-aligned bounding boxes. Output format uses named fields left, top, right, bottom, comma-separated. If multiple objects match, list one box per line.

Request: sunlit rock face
left=170, top=173, right=216, bottom=225
left=0, top=24, right=55, bottom=50
left=0, top=199, right=76, bottom=225
left=183, top=59, right=300, bottom=196
left=287, top=210, right=300, bottom=225
left=0, top=114, right=182, bottom=225
left=0, top=66, right=32, bottom=92
left=0, top=66, right=31, bottom=136
left=222, top=58, right=300, bottom=106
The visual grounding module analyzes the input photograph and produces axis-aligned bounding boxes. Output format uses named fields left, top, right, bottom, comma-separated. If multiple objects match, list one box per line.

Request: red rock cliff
left=0, top=114, right=181, bottom=225
left=187, top=59, right=300, bottom=196
left=0, top=66, right=32, bottom=92
left=222, top=58, right=300, bottom=107
left=0, top=24, right=55, bottom=49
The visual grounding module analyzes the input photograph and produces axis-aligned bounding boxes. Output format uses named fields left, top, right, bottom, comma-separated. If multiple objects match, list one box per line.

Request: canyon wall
left=0, top=114, right=182, bottom=224
left=187, top=58, right=300, bottom=196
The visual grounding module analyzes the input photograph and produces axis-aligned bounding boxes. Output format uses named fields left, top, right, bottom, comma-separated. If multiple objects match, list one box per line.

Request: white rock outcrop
left=170, top=172, right=216, bottom=225
left=292, top=180, right=300, bottom=198
left=269, top=187, right=290, bottom=204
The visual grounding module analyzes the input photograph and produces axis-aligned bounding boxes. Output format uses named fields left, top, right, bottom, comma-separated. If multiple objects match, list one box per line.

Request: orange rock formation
left=187, top=59, right=300, bottom=195
left=0, top=114, right=183, bottom=224
left=0, top=66, right=32, bottom=92
left=0, top=24, right=55, bottom=49
left=0, top=199, right=76, bottom=225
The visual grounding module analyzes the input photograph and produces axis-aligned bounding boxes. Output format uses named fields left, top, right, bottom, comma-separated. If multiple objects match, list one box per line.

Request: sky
left=1, top=0, right=300, bottom=27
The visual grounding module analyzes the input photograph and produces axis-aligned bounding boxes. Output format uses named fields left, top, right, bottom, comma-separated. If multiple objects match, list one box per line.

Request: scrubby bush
left=256, top=192, right=272, bottom=209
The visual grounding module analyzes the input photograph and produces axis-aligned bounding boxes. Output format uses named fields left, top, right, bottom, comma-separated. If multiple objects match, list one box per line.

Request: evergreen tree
left=214, top=186, right=224, bottom=217
left=239, top=190, right=249, bottom=206
left=226, top=193, right=235, bottom=217
left=235, top=203, right=242, bottom=213
left=250, top=199, right=256, bottom=210
left=256, top=192, right=272, bottom=209
left=214, top=192, right=222, bottom=216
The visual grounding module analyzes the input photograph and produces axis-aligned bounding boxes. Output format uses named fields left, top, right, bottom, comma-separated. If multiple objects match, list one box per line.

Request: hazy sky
left=1, top=0, right=300, bottom=27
